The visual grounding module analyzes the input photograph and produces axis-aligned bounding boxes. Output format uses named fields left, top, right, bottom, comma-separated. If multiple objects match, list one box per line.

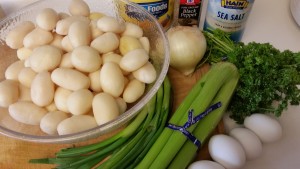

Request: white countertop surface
left=1, top=0, right=300, bottom=169
left=242, top=0, right=300, bottom=169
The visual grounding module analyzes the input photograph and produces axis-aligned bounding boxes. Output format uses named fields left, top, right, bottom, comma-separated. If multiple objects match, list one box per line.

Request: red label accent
left=180, top=0, right=201, bottom=5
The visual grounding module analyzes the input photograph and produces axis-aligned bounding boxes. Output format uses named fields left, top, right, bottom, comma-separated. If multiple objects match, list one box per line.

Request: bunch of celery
left=136, top=62, right=239, bottom=169
left=29, top=77, right=171, bottom=169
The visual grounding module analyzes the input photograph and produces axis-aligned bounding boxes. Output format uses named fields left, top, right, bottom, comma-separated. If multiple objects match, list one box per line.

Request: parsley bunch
left=203, top=29, right=300, bottom=124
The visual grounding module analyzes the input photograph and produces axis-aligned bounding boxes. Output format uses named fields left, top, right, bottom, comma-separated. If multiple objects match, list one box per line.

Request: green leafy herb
left=203, top=29, right=300, bottom=124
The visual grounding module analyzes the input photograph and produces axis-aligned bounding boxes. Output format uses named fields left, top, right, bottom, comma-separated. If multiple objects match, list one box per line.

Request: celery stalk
left=168, top=65, right=239, bottom=169
left=137, top=62, right=238, bottom=169
left=135, top=71, right=210, bottom=169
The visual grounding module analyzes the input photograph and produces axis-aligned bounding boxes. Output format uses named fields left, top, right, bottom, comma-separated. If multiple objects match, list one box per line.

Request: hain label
left=221, top=0, right=249, bottom=9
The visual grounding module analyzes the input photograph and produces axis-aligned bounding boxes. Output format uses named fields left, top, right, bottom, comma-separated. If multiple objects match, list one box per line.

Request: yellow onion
left=167, top=26, right=206, bottom=75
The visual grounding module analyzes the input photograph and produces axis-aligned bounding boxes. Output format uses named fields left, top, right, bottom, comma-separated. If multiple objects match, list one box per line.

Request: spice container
left=202, top=0, right=255, bottom=42
left=176, top=0, right=202, bottom=26
left=129, top=0, right=175, bottom=30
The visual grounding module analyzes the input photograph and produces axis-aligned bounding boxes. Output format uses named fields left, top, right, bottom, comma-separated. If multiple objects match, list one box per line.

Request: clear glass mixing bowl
left=0, top=0, right=169, bottom=143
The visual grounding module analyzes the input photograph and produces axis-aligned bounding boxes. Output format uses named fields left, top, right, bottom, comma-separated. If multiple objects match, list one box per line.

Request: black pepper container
left=176, top=0, right=202, bottom=26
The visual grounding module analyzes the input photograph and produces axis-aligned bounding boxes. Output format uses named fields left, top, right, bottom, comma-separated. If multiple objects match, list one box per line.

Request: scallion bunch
left=29, top=77, right=171, bottom=169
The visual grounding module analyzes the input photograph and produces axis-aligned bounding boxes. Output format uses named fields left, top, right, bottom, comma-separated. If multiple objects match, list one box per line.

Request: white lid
left=291, top=0, right=300, bottom=26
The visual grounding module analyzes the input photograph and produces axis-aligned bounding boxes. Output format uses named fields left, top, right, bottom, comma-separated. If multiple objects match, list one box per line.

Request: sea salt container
left=202, top=0, right=255, bottom=42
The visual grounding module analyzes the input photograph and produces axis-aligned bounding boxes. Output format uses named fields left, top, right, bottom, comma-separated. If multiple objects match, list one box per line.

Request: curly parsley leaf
left=204, top=29, right=300, bottom=124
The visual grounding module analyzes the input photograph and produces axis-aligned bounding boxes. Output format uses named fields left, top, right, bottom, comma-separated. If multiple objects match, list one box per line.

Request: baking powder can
left=203, top=0, right=255, bottom=42
left=129, top=0, right=175, bottom=30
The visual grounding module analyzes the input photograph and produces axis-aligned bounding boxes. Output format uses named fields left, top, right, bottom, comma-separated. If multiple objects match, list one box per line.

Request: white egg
left=222, top=112, right=244, bottom=134
left=188, top=160, right=225, bottom=169
left=229, top=127, right=263, bottom=160
left=208, top=134, right=246, bottom=169
left=244, top=113, right=282, bottom=143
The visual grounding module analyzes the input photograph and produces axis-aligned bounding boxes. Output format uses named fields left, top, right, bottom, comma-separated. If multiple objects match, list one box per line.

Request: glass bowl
left=0, top=0, right=169, bottom=143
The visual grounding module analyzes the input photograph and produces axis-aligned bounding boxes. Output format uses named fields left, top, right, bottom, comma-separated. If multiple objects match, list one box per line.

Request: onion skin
left=167, top=26, right=206, bottom=76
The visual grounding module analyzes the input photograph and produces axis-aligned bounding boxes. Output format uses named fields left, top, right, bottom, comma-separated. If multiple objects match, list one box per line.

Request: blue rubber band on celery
left=167, top=102, right=222, bottom=148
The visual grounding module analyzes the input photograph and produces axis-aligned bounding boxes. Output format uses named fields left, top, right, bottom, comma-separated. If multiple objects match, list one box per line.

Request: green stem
left=135, top=72, right=209, bottom=169
left=77, top=156, right=105, bottom=169
left=65, top=138, right=126, bottom=167
left=168, top=66, right=239, bottom=169
left=115, top=129, right=157, bottom=169
left=204, top=30, right=235, bottom=54
left=29, top=78, right=171, bottom=169
left=149, top=63, right=237, bottom=169
left=29, top=155, right=85, bottom=165
left=56, top=102, right=150, bottom=158
left=97, top=91, right=159, bottom=169
left=97, top=128, right=147, bottom=169
left=127, top=108, right=169, bottom=169
left=127, top=78, right=171, bottom=169
left=34, top=98, right=157, bottom=167
left=116, top=81, right=170, bottom=169
left=136, top=62, right=238, bottom=169
left=56, top=152, right=109, bottom=169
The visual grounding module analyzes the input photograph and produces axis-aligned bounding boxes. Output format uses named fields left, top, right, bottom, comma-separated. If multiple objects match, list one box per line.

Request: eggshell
left=209, top=134, right=246, bottom=169
left=188, top=160, right=225, bottom=169
left=244, top=113, right=282, bottom=143
left=229, top=127, right=263, bottom=160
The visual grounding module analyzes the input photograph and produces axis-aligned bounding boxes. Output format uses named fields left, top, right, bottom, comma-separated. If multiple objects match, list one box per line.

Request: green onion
left=97, top=76, right=171, bottom=169
left=29, top=77, right=172, bottom=169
